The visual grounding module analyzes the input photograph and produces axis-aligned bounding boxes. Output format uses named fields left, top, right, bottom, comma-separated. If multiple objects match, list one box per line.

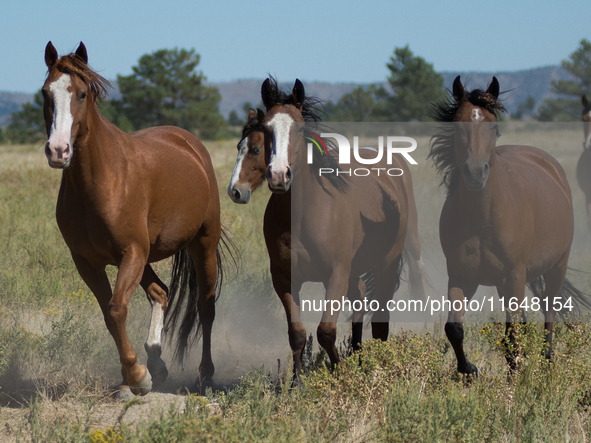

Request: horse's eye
left=80, top=92, right=87, bottom=100
left=250, top=147, right=261, bottom=155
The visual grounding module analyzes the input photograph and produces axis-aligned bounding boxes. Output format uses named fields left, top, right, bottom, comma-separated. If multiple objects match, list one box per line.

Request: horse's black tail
left=165, top=226, right=238, bottom=363
left=359, top=251, right=406, bottom=323
left=527, top=274, right=591, bottom=320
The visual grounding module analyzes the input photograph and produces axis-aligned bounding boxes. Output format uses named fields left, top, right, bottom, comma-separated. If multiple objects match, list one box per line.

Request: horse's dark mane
left=429, top=88, right=506, bottom=194
left=51, top=54, right=111, bottom=102
left=264, top=77, right=349, bottom=192
left=263, top=77, right=324, bottom=123
left=241, top=111, right=265, bottom=138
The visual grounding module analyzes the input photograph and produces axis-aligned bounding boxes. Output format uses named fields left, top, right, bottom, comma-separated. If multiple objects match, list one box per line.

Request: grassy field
left=1, top=123, right=591, bottom=441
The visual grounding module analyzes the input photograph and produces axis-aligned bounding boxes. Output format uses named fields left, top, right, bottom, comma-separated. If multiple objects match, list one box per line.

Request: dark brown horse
left=430, top=76, right=584, bottom=374
left=42, top=42, right=226, bottom=396
left=576, top=95, right=591, bottom=231
left=230, top=78, right=425, bottom=374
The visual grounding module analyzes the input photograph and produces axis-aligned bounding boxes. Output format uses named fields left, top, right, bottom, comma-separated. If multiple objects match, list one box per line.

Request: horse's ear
left=583, top=95, right=589, bottom=108
left=261, top=78, right=274, bottom=111
left=45, top=41, right=58, bottom=68
left=247, top=108, right=257, bottom=120
left=292, top=79, right=305, bottom=110
left=452, top=76, right=465, bottom=102
left=75, top=42, right=88, bottom=64
left=487, top=77, right=500, bottom=101
left=256, top=108, right=265, bottom=122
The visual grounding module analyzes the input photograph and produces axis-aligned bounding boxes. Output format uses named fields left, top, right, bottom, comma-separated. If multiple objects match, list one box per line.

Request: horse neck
left=63, top=103, right=125, bottom=189
left=455, top=150, right=500, bottom=216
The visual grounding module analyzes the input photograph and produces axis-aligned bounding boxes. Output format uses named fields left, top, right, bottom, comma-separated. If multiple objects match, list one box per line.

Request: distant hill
left=0, top=92, right=35, bottom=126
left=0, top=66, right=574, bottom=126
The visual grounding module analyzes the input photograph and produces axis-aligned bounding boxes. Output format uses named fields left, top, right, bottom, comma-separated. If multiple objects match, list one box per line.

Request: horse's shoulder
left=497, top=144, right=561, bottom=167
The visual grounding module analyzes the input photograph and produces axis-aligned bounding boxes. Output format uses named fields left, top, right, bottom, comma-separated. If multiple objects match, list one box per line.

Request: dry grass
left=1, top=122, right=591, bottom=441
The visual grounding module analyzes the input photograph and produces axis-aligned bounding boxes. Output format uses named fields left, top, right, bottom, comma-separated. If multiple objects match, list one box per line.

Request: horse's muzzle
left=462, top=160, right=489, bottom=191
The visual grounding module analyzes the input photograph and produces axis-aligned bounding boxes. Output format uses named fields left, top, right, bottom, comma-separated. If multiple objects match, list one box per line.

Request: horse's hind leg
left=350, top=274, right=370, bottom=352
left=139, top=264, right=169, bottom=387
left=187, top=231, right=220, bottom=390
left=370, top=257, right=404, bottom=342
left=445, top=280, right=478, bottom=375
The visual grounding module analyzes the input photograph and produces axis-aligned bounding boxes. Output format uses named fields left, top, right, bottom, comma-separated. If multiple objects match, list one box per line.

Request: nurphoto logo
left=306, top=132, right=418, bottom=177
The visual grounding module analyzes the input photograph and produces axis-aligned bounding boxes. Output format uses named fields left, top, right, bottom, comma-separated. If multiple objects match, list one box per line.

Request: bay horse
left=430, top=76, right=586, bottom=374
left=227, top=108, right=427, bottom=299
left=42, top=42, right=226, bottom=396
left=576, top=95, right=591, bottom=231
left=233, top=78, right=425, bottom=374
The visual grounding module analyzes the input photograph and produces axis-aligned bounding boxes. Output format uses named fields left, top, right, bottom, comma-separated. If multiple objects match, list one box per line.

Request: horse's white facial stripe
left=48, top=74, right=73, bottom=145
left=471, top=109, right=484, bottom=122
left=229, top=137, right=248, bottom=189
left=266, top=113, right=293, bottom=170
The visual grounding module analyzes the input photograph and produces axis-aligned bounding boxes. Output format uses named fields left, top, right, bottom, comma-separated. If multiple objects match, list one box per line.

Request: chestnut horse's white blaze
left=47, top=73, right=74, bottom=167
left=265, top=112, right=293, bottom=189
left=227, top=137, right=249, bottom=196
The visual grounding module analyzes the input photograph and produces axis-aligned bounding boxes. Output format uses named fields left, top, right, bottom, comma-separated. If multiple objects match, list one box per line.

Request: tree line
left=3, top=39, right=591, bottom=144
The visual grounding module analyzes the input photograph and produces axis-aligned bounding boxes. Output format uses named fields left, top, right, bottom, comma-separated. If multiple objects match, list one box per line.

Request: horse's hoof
left=544, top=347, right=554, bottom=360
left=113, top=387, right=135, bottom=402
left=130, top=368, right=153, bottom=396
left=148, top=357, right=169, bottom=388
left=460, top=362, right=479, bottom=377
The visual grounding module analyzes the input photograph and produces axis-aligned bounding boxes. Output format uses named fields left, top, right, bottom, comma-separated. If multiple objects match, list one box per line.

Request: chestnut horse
left=234, top=78, right=424, bottom=374
left=430, top=76, right=587, bottom=375
left=42, top=42, right=226, bottom=396
left=576, top=95, right=591, bottom=231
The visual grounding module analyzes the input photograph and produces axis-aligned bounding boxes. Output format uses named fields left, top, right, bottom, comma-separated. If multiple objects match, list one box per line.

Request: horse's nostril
left=232, top=189, right=241, bottom=201
left=286, top=167, right=292, bottom=181
left=45, top=142, right=51, bottom=157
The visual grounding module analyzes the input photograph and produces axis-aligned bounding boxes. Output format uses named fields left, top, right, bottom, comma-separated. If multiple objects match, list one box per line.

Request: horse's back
left=130, top=126, right=214, bottom=172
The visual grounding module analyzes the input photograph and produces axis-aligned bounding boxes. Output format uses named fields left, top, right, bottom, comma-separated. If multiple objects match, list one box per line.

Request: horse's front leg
left=109, top=246, right=152, bottom=395
left=271, top=263, right=306, bottom=377
left=318, top=266, right=350, bottom=369
left=445, top=279, right=478, bottom=375
left=539, top=259, right=568, bottom=360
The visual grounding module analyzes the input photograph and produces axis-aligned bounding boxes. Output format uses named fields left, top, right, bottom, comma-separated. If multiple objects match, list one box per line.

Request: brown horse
left=576, top=95, right=591, bottom=231
left=42, top=42, right=226, bottom=396
left=228, top=107, right=428, bottom=299
left=430, top=76, right=585, bottom=374
left=227, top=108, right=267, bottom=204
left=232, top=78, right=425, bottom=374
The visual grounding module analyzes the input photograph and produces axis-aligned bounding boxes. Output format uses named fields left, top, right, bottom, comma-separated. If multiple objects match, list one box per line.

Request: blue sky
left=1, top=0, right=589, bottom=93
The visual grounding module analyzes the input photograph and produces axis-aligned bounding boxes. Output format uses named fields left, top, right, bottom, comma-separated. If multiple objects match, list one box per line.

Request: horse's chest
left=55, top=191, right=121, bottom=264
